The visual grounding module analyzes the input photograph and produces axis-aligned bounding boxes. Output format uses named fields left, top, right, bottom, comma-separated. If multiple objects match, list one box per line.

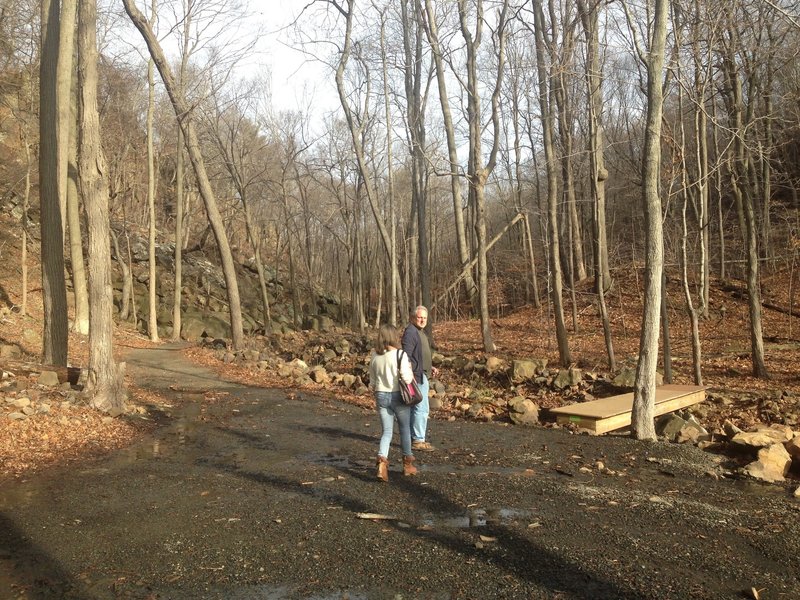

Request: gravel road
left=1, top=344, right=798, bottom=599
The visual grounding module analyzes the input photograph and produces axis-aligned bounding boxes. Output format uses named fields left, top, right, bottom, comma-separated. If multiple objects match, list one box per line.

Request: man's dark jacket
left=401, top=325, right=424, bottom=383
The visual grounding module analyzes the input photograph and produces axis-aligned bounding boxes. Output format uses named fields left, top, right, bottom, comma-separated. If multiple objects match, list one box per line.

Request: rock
left=309, top=366, right=330, bottom=384
left=431, top=352, right=444, bottom=366
left=731, top=424, right=795, bottom=448
left=289, top=359, right=309, bottom=373
left=242, top=349, right=260, bottom=363
left=742, top=443, right=792, bottom=483
left=21, top=406, right=35, bottom=416
left=613, top=367, right=663, bottom=388
left=553, top=368, right=582, bottom=389
left=508, top=396, right=539, bottom=426
left=334, top=339, right=350, bottom=355
left=511, top=359, right=546, bottom=382
left=8, top=412, right=27, bottom=420
left=467, top=402, right=484, bottom=418
left=485, top=357, right=506, bottom=375
left=656, top=413, right=686, bottom=440
left=429, top=394, right=443, bottom=411
left=322, top=349, right=337, bottom=362
left=785, top=435, right=800, bottom=461
left=12, top=397, right=31, bottom=409
left=794, top=486, right=800, bottom=498
left=38, top=371, right=60, bottom=387
left=0, top=344, right=22, bottom=359
left=341, top=374, right=357, bottom=389
left=722, top=420, right=743, bottom=439
left=432, top=381, right=446, bottom=394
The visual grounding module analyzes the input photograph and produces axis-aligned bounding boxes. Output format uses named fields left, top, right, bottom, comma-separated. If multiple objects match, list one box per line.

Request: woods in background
left=1, top=0, right=799, bottom=427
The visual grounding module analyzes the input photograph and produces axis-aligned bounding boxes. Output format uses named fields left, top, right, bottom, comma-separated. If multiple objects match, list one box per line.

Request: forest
left=2, top=0, right=800, bottom=441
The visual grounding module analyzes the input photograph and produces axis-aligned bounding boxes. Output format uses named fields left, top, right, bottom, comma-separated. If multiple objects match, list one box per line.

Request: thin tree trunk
left=123, top=0, right=244, bottom=349
left=532, top=0, right=570, bottom=365
left=422, top=0, right=478, bottom=305
left=171, top=127, right=184, bottom=340
left=631, top=0, right=669, bottom=441
left=146, top=0, right=159, bottom=342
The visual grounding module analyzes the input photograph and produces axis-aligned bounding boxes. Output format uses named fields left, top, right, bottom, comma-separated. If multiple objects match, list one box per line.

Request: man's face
left=414, top=311, right=428, bottom=328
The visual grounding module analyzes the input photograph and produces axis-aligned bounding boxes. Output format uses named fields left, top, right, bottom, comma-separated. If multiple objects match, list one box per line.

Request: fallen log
left=0, top=360, right=83, bottom=385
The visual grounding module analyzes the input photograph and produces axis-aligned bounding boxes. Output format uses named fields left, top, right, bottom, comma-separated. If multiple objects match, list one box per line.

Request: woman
left=369, top=324, right=417, bottom=481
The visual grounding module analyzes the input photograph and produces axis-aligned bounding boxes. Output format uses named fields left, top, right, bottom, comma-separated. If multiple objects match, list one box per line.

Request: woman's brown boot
left=403, top=455, right=418, bottom=476
left=376, top=456, right=389, bottom=482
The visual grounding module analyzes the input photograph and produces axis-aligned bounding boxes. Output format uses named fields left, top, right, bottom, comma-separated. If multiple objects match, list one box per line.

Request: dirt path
left=1, top=344, right=798, bottom=599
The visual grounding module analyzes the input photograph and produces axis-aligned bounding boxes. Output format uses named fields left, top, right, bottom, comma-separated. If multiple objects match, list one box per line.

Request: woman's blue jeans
left=375, top=391, right=413, bottom=458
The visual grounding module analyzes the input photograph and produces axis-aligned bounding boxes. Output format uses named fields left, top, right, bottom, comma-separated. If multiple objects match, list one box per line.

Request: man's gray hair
left=412, top=305, right=428, bottom=317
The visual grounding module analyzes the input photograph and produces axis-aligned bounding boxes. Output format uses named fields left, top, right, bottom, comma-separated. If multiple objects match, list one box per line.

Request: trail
left=0, top=344, right=798, bottom=599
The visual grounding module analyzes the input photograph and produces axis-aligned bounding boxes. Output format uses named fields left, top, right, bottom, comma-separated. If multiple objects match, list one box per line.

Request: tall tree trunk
left=532, top=0, right=570, bottom=365
left=123, top=0, right=245, bottom=349
left=40, top=0, right=69, bottom=366
left=631, top=0, right=669, bottom=441
left=422, top=0, right=479, bottom=306
left=578, top=0, right=614, bottom=369
left=401, top=0, right=431, bottom=323
left=58, top=0, right=89, bottom=335
left=77, top=0, right=126, bottom=413
left=146, top=0, right=159, bottom=342
left=172, top=127, right=185, bottom=340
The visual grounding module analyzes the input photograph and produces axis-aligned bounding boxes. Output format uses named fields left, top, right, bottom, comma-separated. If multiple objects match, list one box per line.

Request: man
left=401, top=305, right=439, bottom=452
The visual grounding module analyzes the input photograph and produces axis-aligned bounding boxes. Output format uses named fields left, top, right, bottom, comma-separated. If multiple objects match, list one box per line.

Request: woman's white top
left=369, top=348, right=414, bottom=392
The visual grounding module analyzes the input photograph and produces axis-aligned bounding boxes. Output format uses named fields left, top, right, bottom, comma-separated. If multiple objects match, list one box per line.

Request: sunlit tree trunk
left=58, top=0, right=89, bottom=335
left=146, top=0, right=159, bottom=342
left=77, top=0, right=126, bottom=412
left=532, top=0, right=570, bottom=365
left=630, top=0, right=669, bottom=441
left=578, top=0, right=614, bottom=370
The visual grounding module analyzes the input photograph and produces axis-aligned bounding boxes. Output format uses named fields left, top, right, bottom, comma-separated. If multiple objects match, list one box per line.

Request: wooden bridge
left=549, top=384, right=706, bottom=434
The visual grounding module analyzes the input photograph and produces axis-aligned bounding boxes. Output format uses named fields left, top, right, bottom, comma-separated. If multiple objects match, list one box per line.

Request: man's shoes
left=412, top=440, right=435, bottom=452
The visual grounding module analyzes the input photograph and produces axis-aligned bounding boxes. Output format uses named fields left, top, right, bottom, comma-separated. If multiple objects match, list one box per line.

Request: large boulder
left=507, top=396, right=539, bottom=426
left=742, top=443, right=792, bottom=483
left=511, top=359, right=546, bottom=382
left=731, top=424, right=794, bottom=449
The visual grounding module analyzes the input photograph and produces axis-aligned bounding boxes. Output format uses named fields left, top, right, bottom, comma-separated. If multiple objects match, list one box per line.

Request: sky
left=245, top=0, right=337, bottom=117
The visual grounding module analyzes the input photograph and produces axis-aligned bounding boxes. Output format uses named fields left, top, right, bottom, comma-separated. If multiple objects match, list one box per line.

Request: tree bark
left=422, top=0, right=479, bottom=306
left=532, top=0, right=570, bottom=365
left=631, top=0, right=669, bottom=441
left=40, top=0, right=69, bottom=366
left=77, top=0, right=126, bottom=413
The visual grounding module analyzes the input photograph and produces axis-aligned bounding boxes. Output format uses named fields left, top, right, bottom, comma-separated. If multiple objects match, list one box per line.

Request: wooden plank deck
left=549, top=384, right=706, bottom=434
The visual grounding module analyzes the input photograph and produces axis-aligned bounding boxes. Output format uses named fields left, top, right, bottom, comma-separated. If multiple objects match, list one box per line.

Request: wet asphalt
left=0, top=344, right=799, bottom=600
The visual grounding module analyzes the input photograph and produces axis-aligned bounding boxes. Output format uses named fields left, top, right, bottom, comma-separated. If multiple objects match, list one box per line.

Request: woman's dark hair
left=376, top=324, right=400, bottom=354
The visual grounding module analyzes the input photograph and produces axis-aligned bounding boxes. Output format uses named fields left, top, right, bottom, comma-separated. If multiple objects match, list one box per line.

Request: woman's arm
left=399, top=352, right=414, bottom=384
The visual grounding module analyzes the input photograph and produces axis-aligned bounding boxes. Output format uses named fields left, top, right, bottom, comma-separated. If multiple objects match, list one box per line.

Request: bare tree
left=577, top=0, right=614, bottom=370
left=57, top=0, right=90, bottom=335
left=123, top=0, right=245, bottom=349
left=146, top=0, right=159, bottom=342
left=627, top=0, right=670, bottom=441
left=77, top=0, right=126, bottom=412
left=457, top=0, right=509, bottom=353
left=40, top=0, right=68, bottom=366
left=531, top=0, right=570, bottom=365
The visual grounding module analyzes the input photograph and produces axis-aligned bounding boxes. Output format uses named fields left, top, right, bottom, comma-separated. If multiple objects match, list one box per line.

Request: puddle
left=418, top=507, right=534, bottom=528
left=303, top=453, right=357, bottom=469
